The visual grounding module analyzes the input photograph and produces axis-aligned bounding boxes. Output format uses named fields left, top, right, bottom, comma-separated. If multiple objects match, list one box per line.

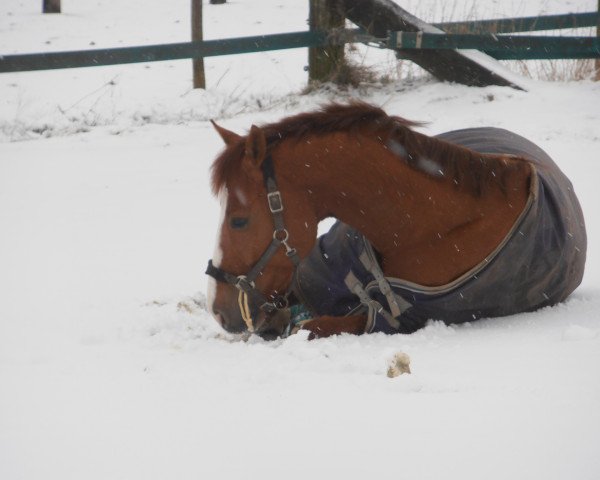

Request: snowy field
left=1, top=1, right=600, bottom=479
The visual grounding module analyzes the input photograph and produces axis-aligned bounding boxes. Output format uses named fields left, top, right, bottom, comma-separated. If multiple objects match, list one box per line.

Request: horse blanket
left=291, top=128, right=587, bottom=333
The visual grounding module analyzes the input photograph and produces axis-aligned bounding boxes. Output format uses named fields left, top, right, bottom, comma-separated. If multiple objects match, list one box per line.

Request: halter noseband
left=205, top=154, right=301, bottom=332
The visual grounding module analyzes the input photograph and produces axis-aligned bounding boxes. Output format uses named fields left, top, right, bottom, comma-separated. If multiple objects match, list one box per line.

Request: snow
left=1, top=1, right=600, bottom=479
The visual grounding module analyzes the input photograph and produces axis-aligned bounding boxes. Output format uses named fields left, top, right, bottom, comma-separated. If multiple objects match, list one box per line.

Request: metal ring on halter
left=273, top=229, right=289, bottom=242
left=274, top=228, right=298, bottom=257
left=235, top=274, right=254, bottom=289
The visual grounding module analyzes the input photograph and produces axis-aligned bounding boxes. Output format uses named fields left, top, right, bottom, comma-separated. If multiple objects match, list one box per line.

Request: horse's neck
left=280, top=130, right=532, bottom=286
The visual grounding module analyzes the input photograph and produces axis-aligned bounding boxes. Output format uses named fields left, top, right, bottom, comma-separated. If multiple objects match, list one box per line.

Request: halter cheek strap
left=205, top=154, right=301, bottom=332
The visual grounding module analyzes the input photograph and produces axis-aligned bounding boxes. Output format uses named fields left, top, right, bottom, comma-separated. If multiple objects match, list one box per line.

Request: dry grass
left=303, top=44, right=382, bottom=93
left=506, top=21, right=598, bottom=82
left=510, top=58, right=597, bottom=82
left=329, top=56, right=379, bottom=87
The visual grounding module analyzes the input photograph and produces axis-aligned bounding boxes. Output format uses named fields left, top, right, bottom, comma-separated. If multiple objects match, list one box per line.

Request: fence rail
left=0, top=12, right=598, bottom=74
left=434, top=11, right=597, bottom=34
left=0, top=30, right=345, bottom=73
left=390, top=33, right=600, bottom=60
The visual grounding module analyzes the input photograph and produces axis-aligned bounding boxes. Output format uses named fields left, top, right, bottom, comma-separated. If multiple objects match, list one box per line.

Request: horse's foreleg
left=300, top=314, right=367, bottom=339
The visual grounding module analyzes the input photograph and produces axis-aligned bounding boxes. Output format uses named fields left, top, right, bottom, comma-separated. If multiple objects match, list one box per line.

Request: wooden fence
left=1, top=8, right=598, bottom=88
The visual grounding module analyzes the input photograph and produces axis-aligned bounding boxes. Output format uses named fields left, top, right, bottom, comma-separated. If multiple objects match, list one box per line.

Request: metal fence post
left=191, top=0, right=206, bottom=89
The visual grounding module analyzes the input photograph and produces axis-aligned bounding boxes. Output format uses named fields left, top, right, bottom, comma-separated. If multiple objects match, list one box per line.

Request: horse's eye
left=230, top=217, right=249, bottom=229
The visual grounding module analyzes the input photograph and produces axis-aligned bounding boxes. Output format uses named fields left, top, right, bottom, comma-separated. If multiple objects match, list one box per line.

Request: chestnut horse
left=206, top=102, right=586, bottom=338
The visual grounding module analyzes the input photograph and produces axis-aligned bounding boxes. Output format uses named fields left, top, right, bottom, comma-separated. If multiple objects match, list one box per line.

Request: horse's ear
left=211, top=120, right=242, bottom=146
left=244, top=125, right=267, bottom=168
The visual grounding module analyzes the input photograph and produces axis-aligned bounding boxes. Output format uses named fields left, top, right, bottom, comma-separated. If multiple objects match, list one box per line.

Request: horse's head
left=207, top=121, right=318, bottom=338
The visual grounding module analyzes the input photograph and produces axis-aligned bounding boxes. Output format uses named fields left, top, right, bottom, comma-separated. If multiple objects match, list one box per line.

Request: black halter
left=205, top=154, right=301, bottom=322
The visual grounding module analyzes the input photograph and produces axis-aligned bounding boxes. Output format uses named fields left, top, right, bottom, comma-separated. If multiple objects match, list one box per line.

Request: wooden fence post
left=42, top=0, right=61, bottom=13
left=309, top=0, right=345, bottom=83
left=191, top=0, right=206, bottom=89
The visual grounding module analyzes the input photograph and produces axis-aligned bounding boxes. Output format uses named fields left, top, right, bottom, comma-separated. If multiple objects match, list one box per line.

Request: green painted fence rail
left=0, top=30, right=356, bottom=73
left=0, top=12, right=598, bottom=73
left=389, top=32, right=600, bottom=60
left=434, top=11, right=598, bottom=34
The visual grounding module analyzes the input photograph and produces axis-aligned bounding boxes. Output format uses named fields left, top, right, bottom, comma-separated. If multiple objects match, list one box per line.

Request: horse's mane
left=259, top=101, right=422, bottom=144
left=211, top=101, right=524, bottom=196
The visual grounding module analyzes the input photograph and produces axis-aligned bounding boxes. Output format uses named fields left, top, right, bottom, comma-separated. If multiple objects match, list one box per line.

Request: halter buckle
left=235, top=275, right=255, bottom=291
left=273, top=295, right=289, bottom=309
left=259, top=301, right=278, bottom=313
left=267, top=191, right=284, bottom=213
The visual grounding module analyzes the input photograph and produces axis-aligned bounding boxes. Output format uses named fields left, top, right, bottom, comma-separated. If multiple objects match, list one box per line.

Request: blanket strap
left=343, top=237, right=412, bottom=333
left=344, top=271, right=401, bottom=332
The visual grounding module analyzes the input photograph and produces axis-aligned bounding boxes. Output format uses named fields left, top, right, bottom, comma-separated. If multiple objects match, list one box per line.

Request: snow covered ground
left=1, top=1, right=599, bottom=479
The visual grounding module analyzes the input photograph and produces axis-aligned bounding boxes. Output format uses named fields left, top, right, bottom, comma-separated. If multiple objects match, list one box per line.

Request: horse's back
left=436, top=127, right=587, bottom=310
left=436, top=127, right=555, bottom=166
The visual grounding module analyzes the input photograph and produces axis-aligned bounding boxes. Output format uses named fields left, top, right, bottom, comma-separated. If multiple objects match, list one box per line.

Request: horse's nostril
left=213, top=309, right=226, bottom=327
left=213, top=308, right=245, bottom=333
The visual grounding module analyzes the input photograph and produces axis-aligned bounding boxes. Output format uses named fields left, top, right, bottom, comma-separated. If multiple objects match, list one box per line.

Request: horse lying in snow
left=205, top=102, right=586, bottom=339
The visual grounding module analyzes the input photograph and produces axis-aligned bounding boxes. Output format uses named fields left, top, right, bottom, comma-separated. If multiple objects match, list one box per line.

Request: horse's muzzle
left=212, top=296, right=291, bottom=339
left=212, top=307, right=246, bottom=334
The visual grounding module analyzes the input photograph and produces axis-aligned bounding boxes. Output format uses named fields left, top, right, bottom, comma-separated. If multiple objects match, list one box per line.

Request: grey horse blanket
left=291, top=128, right=587, bottom=333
